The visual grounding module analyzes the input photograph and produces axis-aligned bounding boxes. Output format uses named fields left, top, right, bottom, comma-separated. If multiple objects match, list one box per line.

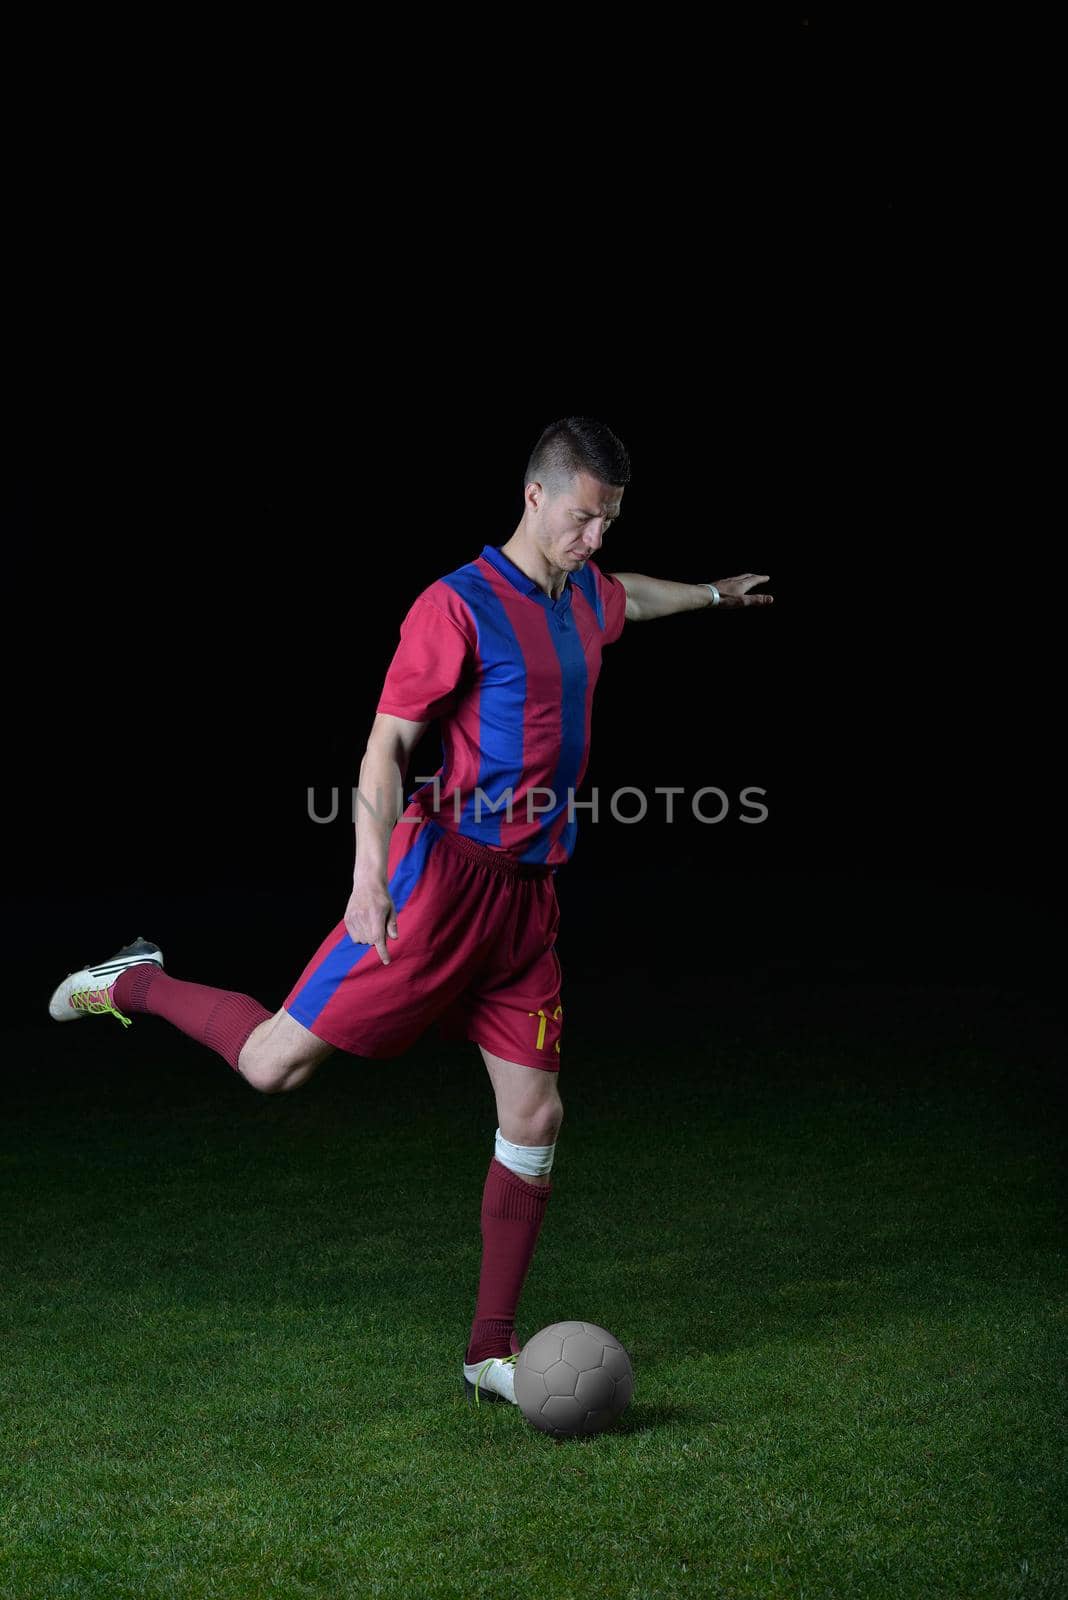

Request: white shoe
left=463, top=1353, right=518, bottom=1406
left=48, top=936, right=164, bottom=1026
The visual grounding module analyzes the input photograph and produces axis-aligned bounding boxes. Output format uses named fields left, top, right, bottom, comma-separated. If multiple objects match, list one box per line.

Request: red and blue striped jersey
left=376, top=542, right=628, bottom=867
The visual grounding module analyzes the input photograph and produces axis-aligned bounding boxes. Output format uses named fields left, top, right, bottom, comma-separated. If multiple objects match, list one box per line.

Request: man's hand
left=713, top=574, right=774, bottom=607
left=345, top=879, right=399, bottom=965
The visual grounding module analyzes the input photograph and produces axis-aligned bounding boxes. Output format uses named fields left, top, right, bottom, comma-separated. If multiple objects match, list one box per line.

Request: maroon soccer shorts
left=283, top=814, right=563, bottom=1071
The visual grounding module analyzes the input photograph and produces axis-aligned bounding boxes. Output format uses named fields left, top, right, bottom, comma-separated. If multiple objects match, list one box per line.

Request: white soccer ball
left=514, top=1320, right=634, bottom=1438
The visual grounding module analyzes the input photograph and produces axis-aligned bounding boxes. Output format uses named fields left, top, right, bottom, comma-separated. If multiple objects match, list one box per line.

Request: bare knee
left=482, top=1048, right=564, bottom=1143
left=506, top=1094, right=564, bottom=1146
left=242, top=1054, right=331, bottom=1095
left=237, top=1011, right=335, bottom=1094
left=246, top=1069, right=296, bottom=1095
left=240, top=1058, right=292, bottom=1094
left=242, top=1059, right=325, bottom=1095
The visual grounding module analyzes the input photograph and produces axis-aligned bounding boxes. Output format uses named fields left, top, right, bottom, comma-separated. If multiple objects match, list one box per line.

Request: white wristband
left=704, top=583, right=721, bottom=605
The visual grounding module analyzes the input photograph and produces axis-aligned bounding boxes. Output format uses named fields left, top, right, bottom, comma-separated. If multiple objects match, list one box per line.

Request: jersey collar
left=480, top=543, right=573, bottom=611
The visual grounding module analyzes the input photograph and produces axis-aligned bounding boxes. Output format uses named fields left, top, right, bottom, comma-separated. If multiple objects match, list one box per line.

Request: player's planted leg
left=464, top=1049, right=563, bottom=1406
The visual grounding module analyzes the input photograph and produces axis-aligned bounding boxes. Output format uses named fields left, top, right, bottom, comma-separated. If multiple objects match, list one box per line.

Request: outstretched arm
left=610, top=572, right=774, bottom=621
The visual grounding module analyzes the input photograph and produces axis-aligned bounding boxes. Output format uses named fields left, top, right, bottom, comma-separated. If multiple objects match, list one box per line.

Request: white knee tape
left=495, top=1126, right=557, bottom=1177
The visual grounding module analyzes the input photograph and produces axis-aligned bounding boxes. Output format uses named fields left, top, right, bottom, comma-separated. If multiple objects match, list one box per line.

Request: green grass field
left=2, top=976, right=1064, bottom=1599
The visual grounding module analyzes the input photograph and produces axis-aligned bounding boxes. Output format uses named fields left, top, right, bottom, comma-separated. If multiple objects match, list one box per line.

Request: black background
left=7, top=20, right=1060, bottom=1035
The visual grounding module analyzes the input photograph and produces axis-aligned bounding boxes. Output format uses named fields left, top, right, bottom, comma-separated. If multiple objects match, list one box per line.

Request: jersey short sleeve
left=597, top=566, right=628, bottom=645
left=376, top=591, right=475, bottom=723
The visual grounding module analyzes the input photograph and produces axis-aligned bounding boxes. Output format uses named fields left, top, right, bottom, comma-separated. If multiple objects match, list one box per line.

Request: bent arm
left=354, top=712, right=428, bottom=885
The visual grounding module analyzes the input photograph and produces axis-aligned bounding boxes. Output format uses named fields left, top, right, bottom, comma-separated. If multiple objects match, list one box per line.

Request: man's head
left=521, top=416, right=630, bottom=573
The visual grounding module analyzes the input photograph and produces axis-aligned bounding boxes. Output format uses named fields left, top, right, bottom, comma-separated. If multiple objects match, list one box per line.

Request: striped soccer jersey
left=375, top=542, right=628, bottom=867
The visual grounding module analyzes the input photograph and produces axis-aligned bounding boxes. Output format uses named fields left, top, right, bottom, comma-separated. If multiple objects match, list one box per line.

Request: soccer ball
left=514, top=1320, right=634, bottom=1438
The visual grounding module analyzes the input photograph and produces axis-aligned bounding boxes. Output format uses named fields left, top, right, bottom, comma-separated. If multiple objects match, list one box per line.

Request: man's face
left=535, top=471, right=624, bottom=572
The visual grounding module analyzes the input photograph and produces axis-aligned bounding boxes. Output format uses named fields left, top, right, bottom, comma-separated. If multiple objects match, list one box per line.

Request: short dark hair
left=523, top=416, right=631, bottom=501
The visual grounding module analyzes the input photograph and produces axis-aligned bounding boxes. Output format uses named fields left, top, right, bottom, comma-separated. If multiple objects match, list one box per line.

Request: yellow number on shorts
left=528, top=1004, right=563, bottom=1053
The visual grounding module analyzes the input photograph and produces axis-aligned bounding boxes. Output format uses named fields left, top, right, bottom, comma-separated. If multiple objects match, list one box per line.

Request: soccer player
left=48, top=417, right=773, bottom=1408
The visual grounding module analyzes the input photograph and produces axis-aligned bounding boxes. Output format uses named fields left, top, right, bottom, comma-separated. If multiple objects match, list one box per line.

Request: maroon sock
left=465, top=1156, right=552, bottom=1365
left=111, top=964, right=272, bottom=1073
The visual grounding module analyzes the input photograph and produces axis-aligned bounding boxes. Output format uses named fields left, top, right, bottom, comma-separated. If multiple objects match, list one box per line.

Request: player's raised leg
left=463, top=1047, right=564, bottom=1405
left=48, top=936, right=335, bottom=1092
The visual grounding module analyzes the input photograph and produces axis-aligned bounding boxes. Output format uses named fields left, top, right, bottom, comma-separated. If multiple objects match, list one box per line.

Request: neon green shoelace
left=70, top=986, right=134, bottom=1028
left=473, top=1353, right=518, bottom=1407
